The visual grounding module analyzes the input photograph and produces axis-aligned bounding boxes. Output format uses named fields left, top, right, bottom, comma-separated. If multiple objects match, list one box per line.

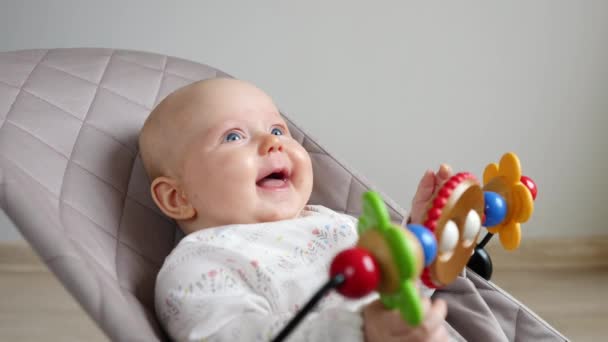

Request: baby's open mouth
left=256, top=168, right=290, bottom=189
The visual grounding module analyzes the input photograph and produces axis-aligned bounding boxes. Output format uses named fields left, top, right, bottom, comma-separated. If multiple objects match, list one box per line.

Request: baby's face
left=177, top=81, right=313, bottom=228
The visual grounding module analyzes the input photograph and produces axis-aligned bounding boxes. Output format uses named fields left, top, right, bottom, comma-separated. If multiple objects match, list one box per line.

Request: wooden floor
left=486, top=236, right=608, bottom=341
left=1, top=236, right=607, bottom=341
left=0, top=243, right=106, bottom=341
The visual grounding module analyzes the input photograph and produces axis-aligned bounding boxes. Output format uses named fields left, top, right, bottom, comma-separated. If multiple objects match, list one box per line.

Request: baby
left=139, top=78, right=454, bottom=342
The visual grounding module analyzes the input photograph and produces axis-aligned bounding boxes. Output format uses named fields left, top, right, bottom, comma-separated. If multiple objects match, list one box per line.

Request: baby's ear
left=149, top=177, right=196, bottom=221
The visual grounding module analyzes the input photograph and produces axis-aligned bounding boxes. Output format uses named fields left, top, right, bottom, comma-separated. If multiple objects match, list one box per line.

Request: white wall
left=1, top=0, right=607, bottom=241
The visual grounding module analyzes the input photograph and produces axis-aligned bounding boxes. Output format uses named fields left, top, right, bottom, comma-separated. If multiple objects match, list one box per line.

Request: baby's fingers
left=407, top=299, right=448, bottom=341
left=431, top=298, right=447, bottom=318
left=423, top=298, right=448, bottom=330
left=436, top=164, right=452, bottom=184
left=409, top=170, right=436, bottom=224
left=415, top=170, right=436, bottom=199
left=430, top=325, right=450, bottom=342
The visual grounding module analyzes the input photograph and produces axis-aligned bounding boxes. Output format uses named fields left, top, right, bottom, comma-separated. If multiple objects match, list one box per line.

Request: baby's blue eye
left=224, top=132, right=243, bottom=142
left=271, top=127, right=284, bottom=136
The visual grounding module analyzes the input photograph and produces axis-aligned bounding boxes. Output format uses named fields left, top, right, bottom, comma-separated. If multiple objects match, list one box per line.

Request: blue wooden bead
left=407, top=224, right=437, bottom=267
left=484, top=191, right=507, bottom=227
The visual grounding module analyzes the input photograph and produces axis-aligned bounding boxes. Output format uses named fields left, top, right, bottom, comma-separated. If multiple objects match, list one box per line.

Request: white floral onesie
left=155, top=205, right=434, bottom=342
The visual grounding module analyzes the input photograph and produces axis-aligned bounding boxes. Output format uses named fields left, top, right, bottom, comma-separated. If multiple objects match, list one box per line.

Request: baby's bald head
left=138, top=78, right=273, bottom=181
left=137, top=77, right=313, bottom=232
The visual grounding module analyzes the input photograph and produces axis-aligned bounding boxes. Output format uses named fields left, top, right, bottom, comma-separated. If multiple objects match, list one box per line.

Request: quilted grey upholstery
left=0, top=48, right=567, bottom=341
left=0, top=48, right=405, bottom=341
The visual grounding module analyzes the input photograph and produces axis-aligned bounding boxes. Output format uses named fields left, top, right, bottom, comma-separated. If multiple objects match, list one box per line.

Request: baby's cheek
left=290, top=147, right=313, bottom=206
left=294, top=148, right=313, bottom=182
left=227, top=154, right=258, bottom=183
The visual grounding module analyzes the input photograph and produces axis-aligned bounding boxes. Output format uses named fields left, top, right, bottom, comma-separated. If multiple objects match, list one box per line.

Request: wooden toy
left=272, top=152, right=537, bottom=342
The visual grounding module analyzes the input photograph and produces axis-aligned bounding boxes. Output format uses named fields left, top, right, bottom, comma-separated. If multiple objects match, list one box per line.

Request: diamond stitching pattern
left=114, top=50, right=167, bottom=71
left=0, top=82, right=20, bottom=123
left=1, top=121, right=68, bottom=196
left=86, top=88, right=150, bottom=153
left=100, top=57, right=164, bottom=109
left=0, top=50, right=48, bottom=88
left=41, top=48, right=113, bottom=84
left=8, top=91, right=82, bottom=157
left=24, top=63, right=98, bottom=119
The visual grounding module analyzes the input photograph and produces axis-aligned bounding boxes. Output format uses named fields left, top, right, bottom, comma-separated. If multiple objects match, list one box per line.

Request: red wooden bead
left=434, top=196, right=448, bottom=208
left=439, top=187, right=452, bottom=198
left=428, top=207, right=442, bottom=220
left=520, top=175, right=538, bottom=200
left=445, top=180, right=458, bottom=190
left=421, top=267, right=440, bottom=289
left=330, top=247, right=380, bottom=298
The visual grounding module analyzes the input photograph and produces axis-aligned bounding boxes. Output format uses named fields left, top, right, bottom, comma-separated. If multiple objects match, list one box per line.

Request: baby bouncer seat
left=0, top=48, right=568, bottom=341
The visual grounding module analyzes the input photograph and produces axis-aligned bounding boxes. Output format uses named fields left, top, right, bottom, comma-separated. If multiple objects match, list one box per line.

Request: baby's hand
left=362, top=297, right=449, bottom=342
left=409, top=164, right=453, bottom=225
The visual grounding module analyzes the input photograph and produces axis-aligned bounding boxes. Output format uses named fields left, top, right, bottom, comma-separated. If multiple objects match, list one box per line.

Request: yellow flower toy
left=482, top=152, right=537, bottom=250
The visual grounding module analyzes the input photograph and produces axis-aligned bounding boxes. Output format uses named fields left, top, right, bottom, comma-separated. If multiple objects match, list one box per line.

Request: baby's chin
left=255, top=205, right=305, bottom=223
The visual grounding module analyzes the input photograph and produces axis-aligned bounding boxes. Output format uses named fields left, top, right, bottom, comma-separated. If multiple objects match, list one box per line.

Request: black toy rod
left=477, top=232, right=494, bottom=249
left=271, top=274, right=345, bottom=342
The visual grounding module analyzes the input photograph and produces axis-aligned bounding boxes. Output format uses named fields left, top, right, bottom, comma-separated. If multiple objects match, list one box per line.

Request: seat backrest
left=0, top=48, right=405, bottom=341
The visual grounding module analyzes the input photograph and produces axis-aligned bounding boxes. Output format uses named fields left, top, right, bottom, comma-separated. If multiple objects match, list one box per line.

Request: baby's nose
left=259, top=134, right=284, bottom=155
